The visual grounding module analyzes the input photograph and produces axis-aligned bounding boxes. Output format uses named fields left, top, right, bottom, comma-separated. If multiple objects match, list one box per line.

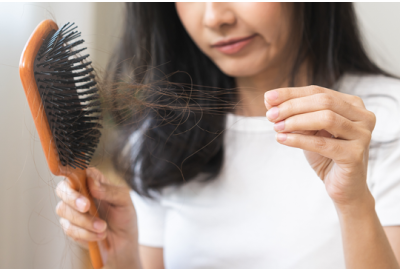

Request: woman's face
left=175, top=3, right=294, bottom=78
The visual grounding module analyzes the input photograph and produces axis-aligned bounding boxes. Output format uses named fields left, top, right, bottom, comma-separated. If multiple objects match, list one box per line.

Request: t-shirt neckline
left=226, top=113, right=275, bottom=132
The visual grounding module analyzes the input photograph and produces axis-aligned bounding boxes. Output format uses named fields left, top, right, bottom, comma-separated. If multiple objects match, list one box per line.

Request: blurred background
left=0, top=2, right=400, bottom=268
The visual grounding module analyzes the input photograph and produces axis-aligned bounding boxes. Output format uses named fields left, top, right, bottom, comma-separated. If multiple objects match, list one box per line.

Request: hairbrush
left=19, top=19, right=104, bottom=268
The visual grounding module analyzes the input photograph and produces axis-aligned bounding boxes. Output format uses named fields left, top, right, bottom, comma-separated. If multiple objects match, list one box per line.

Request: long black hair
left=105, top=3, right=388, bottom=198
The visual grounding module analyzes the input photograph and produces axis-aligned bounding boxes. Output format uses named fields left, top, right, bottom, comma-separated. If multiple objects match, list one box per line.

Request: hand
left=264, top=86, right=376, bottom=208
left=55, top=167, right=141, bottom=268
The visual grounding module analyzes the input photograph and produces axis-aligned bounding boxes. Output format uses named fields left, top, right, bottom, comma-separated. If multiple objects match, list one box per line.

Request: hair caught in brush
left=100, top=3, right=390, bottom=199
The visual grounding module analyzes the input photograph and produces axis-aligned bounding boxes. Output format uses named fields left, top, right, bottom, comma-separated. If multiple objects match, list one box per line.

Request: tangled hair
left=104, top=3, right=388, bottom=198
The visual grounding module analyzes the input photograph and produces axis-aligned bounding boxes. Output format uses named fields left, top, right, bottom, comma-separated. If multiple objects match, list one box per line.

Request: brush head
left=32, top=22, right=102, bottom=170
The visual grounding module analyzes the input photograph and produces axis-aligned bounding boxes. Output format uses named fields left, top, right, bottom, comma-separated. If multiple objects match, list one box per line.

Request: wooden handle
left=67, top=169, right=105, bottom=269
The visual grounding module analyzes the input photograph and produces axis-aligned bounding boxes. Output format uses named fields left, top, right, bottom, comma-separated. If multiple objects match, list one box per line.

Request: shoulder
left=337, top=73, right=400, bottom=97
left=337, top=74, right=400, bottom=142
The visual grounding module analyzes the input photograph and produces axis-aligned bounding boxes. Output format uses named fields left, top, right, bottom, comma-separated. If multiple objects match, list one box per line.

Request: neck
left=234, top=62, right=309, bottom=117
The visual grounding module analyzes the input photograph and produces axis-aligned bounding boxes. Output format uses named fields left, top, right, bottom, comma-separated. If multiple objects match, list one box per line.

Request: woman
left=55, top=3, right=400, bottom=268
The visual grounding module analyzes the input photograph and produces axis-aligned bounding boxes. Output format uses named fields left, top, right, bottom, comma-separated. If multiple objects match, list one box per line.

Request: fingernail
left=266, top=90, right=278, bottom=101
left=266, top=107, right=279, bottom=120
left=93, top=220, right=107, bottom=231
left=274, top=121, right=285, bottom=131
left=60, top=218, right=70, bottom=230
left=76, top=198, right=87, bottom=211
left=264, top=98, right=269, bottom=108
left=276, top=133, right=287, bottom=142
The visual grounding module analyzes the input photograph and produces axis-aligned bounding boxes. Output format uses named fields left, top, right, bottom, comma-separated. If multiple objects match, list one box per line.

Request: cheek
left=175, top=3, right=207, bottom=50
left=218, top=3, right=292, bottom=77
left=239, top=3, right=286, bottom=45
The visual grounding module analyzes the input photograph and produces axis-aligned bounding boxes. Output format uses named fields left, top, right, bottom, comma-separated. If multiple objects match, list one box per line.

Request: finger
left=87, top=167, right=132, bottom=206
left=290, top=130, right=318, bottom=136
left=276, top=132, right=361, bottom=163
left=56, top=201, right=107, bottom=234
left=56, top=180, right=90, bottom=213
left=71, top=237, right=89, bottom=250
left=274, top=110, right=367, bottom=140
left=266, top=93, right=369, bottom=123
left=264, top=85, right=365, bottom=109
left=60, top=217, right=107, bottom=242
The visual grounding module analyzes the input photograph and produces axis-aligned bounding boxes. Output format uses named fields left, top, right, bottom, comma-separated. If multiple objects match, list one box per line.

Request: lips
left=211, top=34, right=257, bottom=55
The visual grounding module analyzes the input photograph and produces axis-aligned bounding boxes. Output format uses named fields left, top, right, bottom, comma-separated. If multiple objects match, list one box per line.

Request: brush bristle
left=34, top=22, right=102, bottom=170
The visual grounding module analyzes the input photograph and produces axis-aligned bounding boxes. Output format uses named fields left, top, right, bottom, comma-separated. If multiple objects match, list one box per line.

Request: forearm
left=336, top=190, right=399, bottom=268
left=104, top=234, right=143, bottom=268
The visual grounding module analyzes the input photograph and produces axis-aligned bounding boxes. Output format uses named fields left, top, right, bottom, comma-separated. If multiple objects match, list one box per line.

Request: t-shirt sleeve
left=369, top=139, right=400, bottom=227
left=365, top=82, right=400, bottom=227
left=347, top=75, right=400, bottom=227
left=130, top=190, right=166, bottom=247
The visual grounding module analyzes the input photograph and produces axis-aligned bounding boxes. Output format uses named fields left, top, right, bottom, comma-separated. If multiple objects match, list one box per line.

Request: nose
left=203, top=2, right=236, bottom=31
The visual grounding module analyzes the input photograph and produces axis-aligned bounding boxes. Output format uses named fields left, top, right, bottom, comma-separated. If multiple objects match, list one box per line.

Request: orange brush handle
left=19, top=19, right=105, bottom=268
left=67, top=169, right=104, bottom=269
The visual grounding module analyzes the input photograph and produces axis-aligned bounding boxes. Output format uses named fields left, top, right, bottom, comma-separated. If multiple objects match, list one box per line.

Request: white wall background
left=0, top=2, right=398, bottom=268
left=355, top=2, right=400, bottom=76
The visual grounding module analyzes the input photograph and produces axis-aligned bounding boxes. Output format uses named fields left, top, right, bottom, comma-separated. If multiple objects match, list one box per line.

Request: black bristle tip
left=34, top=22, right=101, bottom=170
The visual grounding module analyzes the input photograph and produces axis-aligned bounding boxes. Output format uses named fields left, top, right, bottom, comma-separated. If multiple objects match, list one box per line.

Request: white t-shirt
left=130, top=74, right=400, bottom=268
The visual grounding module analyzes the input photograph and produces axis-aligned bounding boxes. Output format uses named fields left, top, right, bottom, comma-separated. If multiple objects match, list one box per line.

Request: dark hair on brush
left=104, top=3, right=389, bottom=198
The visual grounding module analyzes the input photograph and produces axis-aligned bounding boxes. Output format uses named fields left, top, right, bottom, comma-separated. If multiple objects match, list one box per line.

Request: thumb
left=87, top=167, right=132, bottom=207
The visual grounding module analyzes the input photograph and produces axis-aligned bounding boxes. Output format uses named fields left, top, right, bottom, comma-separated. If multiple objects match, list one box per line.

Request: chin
left=218, top=65, right=262, bottom=78
left=214, top=56, right=268, bottom=78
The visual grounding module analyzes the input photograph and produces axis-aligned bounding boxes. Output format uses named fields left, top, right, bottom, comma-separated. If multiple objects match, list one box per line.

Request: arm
left=385, top=226, right=400, bottom=264
left=264, top=86, right=400, bottom=268
left=139, top=246, right=165, bottom=269
left=336, top=191, right=399, bottom=268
